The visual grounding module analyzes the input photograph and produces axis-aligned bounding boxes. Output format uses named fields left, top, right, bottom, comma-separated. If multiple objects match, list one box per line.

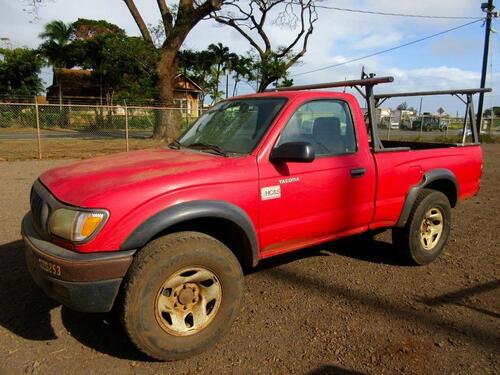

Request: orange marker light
left=80, top=214, right=104, bottom=237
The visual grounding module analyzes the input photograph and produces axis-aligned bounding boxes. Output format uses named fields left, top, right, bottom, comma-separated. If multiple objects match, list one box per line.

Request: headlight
left=48, top=208, right=109, bottom=242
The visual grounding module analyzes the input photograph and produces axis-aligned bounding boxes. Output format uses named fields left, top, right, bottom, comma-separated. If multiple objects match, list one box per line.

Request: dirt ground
left=0, top=138, right=163, bottom=161
left=0, top=145, right=498, bottom=375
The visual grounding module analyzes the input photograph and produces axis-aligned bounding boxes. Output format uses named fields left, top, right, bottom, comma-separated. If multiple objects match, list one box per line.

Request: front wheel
left=392, top=189, right=451, bottom=265
left=121, top=231, right=243, bottom=361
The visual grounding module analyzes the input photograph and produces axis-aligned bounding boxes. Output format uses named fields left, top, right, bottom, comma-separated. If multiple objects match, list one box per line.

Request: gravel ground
left=0, top=145, right=498, bottom=375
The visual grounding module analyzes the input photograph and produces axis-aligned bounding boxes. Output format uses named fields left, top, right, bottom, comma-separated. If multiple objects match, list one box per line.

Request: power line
left=315, top=4, right=483, bottom=20
left=290, top=19, right=483, bottom=77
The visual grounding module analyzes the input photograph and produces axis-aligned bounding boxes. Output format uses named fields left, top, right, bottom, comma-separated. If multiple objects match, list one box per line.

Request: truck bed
left=370, top=143, right=482, bottom=230
left=381, top=140, right=458, bottom=150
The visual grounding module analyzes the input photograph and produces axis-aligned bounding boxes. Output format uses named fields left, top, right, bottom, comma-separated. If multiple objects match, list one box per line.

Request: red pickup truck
left=22, top=76, right=485, bottom=360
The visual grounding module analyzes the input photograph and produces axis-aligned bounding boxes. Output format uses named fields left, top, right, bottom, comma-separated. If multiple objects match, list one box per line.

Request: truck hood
left=39, top=147, right=232, bottom=207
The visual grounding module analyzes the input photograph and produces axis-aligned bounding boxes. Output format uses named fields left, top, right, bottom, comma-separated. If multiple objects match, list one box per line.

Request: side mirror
left=270, top=142, right=315, bottom=163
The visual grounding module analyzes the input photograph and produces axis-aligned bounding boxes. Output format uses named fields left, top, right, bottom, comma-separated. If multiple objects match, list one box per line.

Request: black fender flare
left=396, top=169, right=458, bottom=227
left=120, top=200, right=259, bottom=267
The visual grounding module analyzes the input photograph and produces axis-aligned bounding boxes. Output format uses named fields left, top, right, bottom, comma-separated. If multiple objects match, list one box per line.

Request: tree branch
left=156, top=0, right=174, bottom=36
left=278, top=1, right=317, bottom=57
left=212, top=15, right=265, bottom=55
left=123, top=0, right=154, bottom=45
left=193, top=0, right=223, bottom=20
left=284, top=16, right=315, bottom=69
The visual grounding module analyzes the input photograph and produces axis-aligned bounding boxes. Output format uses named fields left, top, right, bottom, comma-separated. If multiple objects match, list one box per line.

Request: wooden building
left=46, top=69, right=202, bottom=115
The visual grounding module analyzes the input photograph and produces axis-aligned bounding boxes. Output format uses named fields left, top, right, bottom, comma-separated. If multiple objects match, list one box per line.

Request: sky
left=0, top=0, right=499, bottom=113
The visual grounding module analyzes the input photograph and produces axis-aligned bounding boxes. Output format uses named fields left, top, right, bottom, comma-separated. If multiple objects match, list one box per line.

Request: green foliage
left=72, top=18, right=126, bottom=40
left=244, top=49, right=295, bottom=91
left=206, top=43, right=238, bottom=102
left=0, top=48, right=44, bottom=96
left=0, top=104, right=37, bottom=128
left=34, top=17, right=297, bottom=104
left=81, top=34, right=160, bottom=102
left=397, top=102, right=408, bottom=111
left=178, top=49, right=215, bottom=102
left=484, top=107, right=500, bottom=117
left=39, top=20, right=73, bottom=46
left=38, top=18, right=161, bottom=102
left=38, top=20, right=75, bottom=69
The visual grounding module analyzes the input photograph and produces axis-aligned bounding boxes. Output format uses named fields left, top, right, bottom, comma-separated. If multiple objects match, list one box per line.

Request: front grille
left=30, top=187, right=50, bottom=235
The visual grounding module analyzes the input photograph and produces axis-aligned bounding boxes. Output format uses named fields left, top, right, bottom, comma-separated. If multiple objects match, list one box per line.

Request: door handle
left=350, top=168, right=366, bottom=178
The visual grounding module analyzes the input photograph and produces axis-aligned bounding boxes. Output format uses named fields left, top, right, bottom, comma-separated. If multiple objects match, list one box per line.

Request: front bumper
left=22, top=213, right=136, bottom=313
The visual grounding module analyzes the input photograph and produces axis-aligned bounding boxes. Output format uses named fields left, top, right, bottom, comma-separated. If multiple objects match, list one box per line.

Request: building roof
left=47, top=68, right=100, bottom=99
left=173, top=74, right=202, bottom=93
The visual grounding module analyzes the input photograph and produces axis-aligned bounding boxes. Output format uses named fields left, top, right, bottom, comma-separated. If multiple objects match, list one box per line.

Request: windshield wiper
left=186, top=142, right=228, bottom=156
left=168, top=139, right=183, bottom=149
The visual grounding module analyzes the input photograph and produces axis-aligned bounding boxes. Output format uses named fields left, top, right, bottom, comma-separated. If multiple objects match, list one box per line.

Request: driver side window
left=277, top=100, right=357, bottom=157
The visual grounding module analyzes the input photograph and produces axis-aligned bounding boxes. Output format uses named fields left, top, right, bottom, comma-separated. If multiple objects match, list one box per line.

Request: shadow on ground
left=265, top=267, right=499, bottom=353
left=253, top=232, right=408, bottom=273
left=307, top=365, right=366, bottom=374
left=1, top=236, right=498, bottom=361
left=0, top=240, right=147, bottom=361
left=0, top=240, right=59, bottom=341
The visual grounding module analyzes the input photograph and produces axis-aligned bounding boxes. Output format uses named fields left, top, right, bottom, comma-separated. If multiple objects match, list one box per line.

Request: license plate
left=38, top=258, right=61, bottom=277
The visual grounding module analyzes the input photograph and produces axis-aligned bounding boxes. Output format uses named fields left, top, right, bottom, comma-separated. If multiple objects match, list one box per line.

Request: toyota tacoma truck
left=22, top=75, right=487, bottom=361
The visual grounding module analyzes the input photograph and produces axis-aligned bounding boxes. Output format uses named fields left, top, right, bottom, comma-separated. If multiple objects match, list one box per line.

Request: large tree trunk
left=153, top=49, right=182, bottom=141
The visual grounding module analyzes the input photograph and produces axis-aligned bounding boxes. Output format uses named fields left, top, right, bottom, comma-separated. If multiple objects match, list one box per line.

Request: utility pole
left=477, top=0, right=497, bottom=131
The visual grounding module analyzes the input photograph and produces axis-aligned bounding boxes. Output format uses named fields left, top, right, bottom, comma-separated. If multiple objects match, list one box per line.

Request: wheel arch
left=121, top=200, right=259, bottom=269
left=396, top=168, right=458, bottom=227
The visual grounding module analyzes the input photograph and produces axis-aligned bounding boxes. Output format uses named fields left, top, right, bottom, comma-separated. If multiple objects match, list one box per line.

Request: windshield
left=178, top=98, right=286, bottom=154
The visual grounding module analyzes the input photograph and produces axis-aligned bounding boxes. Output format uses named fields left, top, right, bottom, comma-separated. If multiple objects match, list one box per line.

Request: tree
left=81, top=34, right=159, bottom=103
left=212, top=0, right=318, bottom=92
left=396, top=102, right=408, bottom=111
left=231, top=55, right=254, bottom=96
left=277, top=76, right=293, bottom=88
left=27, top=0, right=224, bottom=141
left=437, top=107, right=445, bottom=115
left=0, top=48, right=44, bottom=96
left=72, top=18, right=127, bottom=40
left=38, top=20, right=75, bottom=74
left=206, top=43, right=237, bottom=102
left=122, top=0, right=224, bottom=140
left=178, top=49, right=215, bottom=104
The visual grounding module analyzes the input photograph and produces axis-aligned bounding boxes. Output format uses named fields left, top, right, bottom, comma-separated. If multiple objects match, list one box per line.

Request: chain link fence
left=0, top=101, right=201, bottom=160
left=377, top=115, right=500, bottom=144
left=0, top=100, right=498, bottom=161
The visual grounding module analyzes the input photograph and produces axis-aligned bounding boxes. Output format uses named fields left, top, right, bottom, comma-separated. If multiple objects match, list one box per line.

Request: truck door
left=257, top=99, right=376, bottom=256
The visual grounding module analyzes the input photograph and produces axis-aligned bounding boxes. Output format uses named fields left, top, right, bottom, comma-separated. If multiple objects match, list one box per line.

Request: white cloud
left=353, top=31, right=404, bottom=50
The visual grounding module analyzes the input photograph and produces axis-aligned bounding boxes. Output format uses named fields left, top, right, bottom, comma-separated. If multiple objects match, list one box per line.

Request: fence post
left=386, top=113, right=391, bottom=140
left=491, top=109, right=495, bottom=136
left=124, top=100, right=129, bottom=152
left=34, top=96, right=42, bottom=160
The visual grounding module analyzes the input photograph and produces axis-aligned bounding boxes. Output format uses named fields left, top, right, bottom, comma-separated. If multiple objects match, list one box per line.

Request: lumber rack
left=270, top=71, right=492, bottom=148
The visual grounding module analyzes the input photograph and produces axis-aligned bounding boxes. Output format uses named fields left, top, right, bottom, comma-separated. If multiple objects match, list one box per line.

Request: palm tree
left=231, top=56, right=254, bottom=96
left=207, top=43, right=235, bottom=102
left=38, top=20, right=74, bottom=77
left=39, top=20, right=74, bottom=117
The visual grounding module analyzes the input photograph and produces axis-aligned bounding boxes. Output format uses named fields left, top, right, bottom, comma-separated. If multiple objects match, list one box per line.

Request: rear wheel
left=121, top=231, right=243, bottom=361
left=392, top=189, right=451, bottom=265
